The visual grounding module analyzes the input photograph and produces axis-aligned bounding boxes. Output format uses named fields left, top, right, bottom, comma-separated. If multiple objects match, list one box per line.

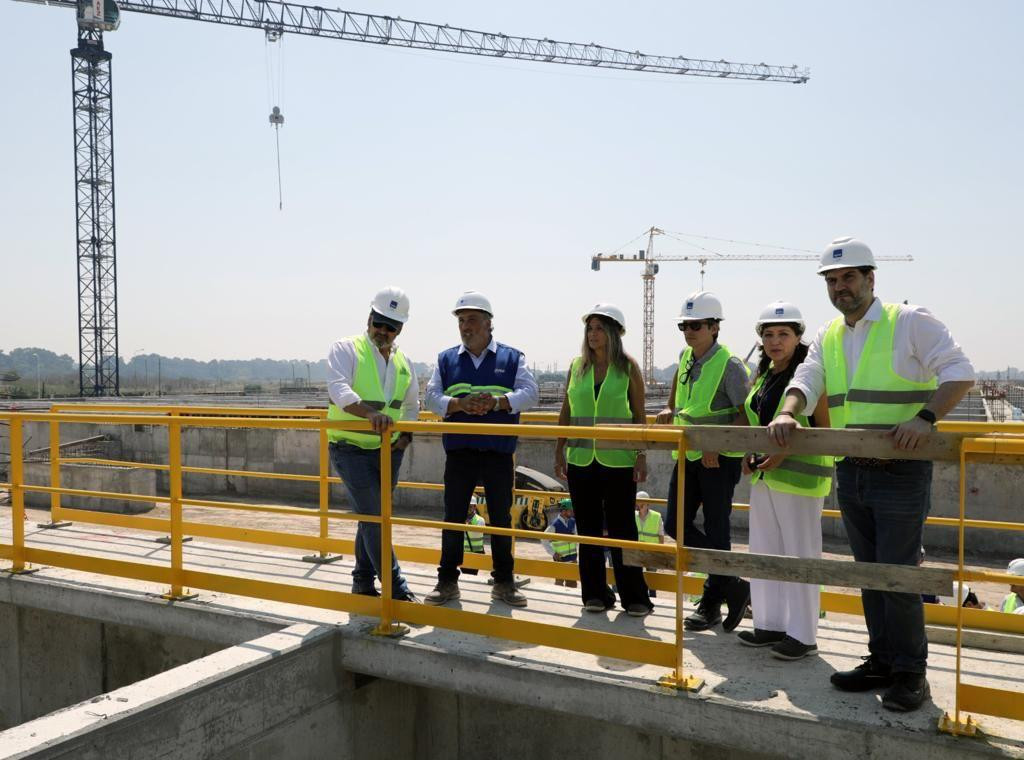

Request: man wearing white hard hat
left=738, top=301, right=833, bottom=661
left=768, top=237, right=975, bottom=712
left=325, top=286, right=420, bottom=602
left=1002, top=558, right=1024, bottom=614
left=424, top=291, right=539, bottom=608
left=655, top=291, right=751, bottom=632
left=635, top=491, right=664, bottom=599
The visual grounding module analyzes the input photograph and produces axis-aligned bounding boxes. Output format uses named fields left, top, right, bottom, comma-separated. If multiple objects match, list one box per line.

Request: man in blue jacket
left=424, top=291, right=539, bottom=607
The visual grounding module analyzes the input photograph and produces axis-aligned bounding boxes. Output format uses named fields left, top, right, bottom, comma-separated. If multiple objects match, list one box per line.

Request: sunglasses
left=679, top=321, right=708, bottom=332
left=371, top=320, right=398, bottom=334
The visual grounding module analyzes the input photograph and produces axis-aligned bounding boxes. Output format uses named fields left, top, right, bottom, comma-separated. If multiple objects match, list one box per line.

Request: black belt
left=844, top=457, right=913, bottom=468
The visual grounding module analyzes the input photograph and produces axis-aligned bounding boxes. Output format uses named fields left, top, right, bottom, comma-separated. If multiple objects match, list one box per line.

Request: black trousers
left=439, top=449, right=514, bottom=584
left=567, top=461, right=651, bottom=609
left=665, top=456, right=743, bottom=603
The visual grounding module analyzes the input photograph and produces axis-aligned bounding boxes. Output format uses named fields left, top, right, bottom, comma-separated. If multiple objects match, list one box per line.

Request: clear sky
left=3, top=1, right=1022, bottom=372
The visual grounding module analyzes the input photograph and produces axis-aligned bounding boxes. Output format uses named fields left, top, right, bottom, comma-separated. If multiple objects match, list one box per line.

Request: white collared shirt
left=326, top=332, right=420, bottom=421
left=788, top=298, right=975, bottom=410
left=424, top=337, right=539, bottom=416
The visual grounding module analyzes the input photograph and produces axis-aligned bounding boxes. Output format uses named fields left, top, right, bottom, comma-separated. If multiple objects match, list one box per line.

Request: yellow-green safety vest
left=566, top=358, right=637, bottom=468
left=672, top=344, right=747, bottom=461
left=327, top=334, right=412, bottom=449
left=822, top=304, right=937, bottom=431
left=636, top=509, right=662, bottom=543
left=1002, top=592, right=1022, bottom=614
left=744, top=372, right=834, bottom=498
left=464, top=514, right=485, bottom=553
left=550, top=532, right=577, bottom=558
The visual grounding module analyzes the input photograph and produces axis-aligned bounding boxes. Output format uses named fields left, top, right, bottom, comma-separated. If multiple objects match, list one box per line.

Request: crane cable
left=265, top=30, right=285, bottom=210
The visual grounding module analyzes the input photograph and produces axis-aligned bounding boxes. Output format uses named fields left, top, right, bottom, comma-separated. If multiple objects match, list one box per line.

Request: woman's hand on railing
left=766, top=414, right=800, bottom=447
left=655, top=406, right=674, bottom=425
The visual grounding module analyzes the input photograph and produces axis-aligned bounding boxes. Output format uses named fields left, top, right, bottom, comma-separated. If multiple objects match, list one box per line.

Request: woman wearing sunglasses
left=736, top=301, right=832, bottom=660
left=655, top=291, right=751, bottom=633
left=554, top=304, right=653, bottom=616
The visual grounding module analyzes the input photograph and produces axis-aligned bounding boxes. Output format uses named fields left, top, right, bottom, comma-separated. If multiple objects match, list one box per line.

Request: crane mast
left=18, top=0, right=810, bottom=395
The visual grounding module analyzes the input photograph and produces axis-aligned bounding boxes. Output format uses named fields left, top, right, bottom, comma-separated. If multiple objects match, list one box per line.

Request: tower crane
left=16, top=0, right=811, bottom=396
left=592, top=227, right=913, bottom=386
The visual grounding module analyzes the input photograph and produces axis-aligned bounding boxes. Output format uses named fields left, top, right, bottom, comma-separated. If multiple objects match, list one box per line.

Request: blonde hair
left=578, top=315, right=632, bottom=376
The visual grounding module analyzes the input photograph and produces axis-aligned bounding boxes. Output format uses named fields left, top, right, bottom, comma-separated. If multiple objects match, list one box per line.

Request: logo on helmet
left=389, top=300, right=398, bottom=309
left=686, top=301, right=694, bottom=311
left=832, top=249, right=843, bottom=259
left=775, top=307, right=784, bottom=315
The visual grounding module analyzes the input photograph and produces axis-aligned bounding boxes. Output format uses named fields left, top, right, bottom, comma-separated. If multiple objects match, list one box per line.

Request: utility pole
left=32, top=352, right=41, bottom=399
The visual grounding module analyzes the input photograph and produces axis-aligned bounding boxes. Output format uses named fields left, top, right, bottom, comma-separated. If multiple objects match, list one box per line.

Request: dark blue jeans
left=439, top=449, right=515, bottom=584
left=665, top=455, right=743, bottom=603
left=328, top=441, right=410, bottom=598
left=837, top=459, right=932, bottom=674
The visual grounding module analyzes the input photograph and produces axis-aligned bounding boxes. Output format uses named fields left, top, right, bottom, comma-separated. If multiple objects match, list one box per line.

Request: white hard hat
left=369, top=286, right=410, bottom=325
left=817, top=236, right=877, bottom=274
left=755, top=301, right=806, bottom=335
left=953, top=582, right=973, bottom=606
left=636, top=490, right=650, bottom=501
left=677, top=291, right=723, bottom=323
left=583, top=303, right=626, bottom=334
left=452, top=290, right=493, bottom=317
left=1007, top=558, right=1024, bottom=576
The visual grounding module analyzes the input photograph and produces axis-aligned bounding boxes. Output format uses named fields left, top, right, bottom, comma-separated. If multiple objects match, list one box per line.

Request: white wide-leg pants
left=749, top=480, right=824, bottom=646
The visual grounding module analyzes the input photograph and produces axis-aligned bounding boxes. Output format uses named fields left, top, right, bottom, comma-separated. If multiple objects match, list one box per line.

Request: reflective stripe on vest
left=565, top=358, right=637, bottom=469
left=822, top=304, right=937, bottom=432
left=464, top=514, right=485, bottom=553
left=636, top=510, right=661, bottom=543
left=743, top=372, right=833, bottom=498
left=672, top=344, right=747, bottom=461
left=327, top=334, right=412, bottom=450
left=1002, top=593, right=1022, bottom=614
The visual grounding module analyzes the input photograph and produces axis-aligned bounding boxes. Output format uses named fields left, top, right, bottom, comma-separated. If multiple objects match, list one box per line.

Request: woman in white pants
left=736, top=301, right=833, bottom=660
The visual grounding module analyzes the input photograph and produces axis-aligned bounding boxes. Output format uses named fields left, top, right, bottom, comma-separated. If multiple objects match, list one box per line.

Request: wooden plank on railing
left=622, top=547, right=952, bottom=595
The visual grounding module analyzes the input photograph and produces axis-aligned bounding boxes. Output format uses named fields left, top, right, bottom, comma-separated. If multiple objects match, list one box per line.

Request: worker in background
left=634, top=490, right=664, bottom=598
left=655, top=291, right=750, bottom=632
left=460, top=499, right=486, bottom=576
left=423, top=291, right=538, bottom=608
left=768, top=237, right=974, bottom=712
left=736, top=301, right=832, bottom=661
left=325, top=286, right=419, bottom=603
left=543, top=498, right=578, bottom=587
left=554, top=304, right=652, bottom=616
left=1002, top=558, right=1024, bottom=614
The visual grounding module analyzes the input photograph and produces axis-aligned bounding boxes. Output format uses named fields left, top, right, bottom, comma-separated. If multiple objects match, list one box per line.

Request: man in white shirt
left=326, top=287, right=420, bottom=602
left=768, top=237, right=974, bottom=713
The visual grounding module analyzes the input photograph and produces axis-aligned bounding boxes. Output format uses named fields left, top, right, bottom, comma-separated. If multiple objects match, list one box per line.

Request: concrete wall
left=18, top=420, right=1024, bottom=555
left=0, top=602, right=222, bottom=731
left=23, top=462, right=156, bottom=514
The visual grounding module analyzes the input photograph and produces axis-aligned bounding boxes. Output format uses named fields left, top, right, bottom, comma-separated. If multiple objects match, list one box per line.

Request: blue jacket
left=438, top=343, right=521, bottom=453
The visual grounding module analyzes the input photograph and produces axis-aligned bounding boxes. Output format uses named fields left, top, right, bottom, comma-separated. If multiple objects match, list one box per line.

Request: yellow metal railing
left=2, top=408, right=1024, bottom=728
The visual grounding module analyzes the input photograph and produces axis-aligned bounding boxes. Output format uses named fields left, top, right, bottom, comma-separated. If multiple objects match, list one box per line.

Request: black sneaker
left=583, top=598, right=613, bottom=613
left=394, top=590, right=419, bottom=603
left=351, top=585, right=380, bottom=597
left=723, top=579, right=751, bottom=632
left=737, top=629, right=785, bottom=647
left=626, top=602, right=654, bottom=617
left=830, top=655, right=894, bottom=692
left=684, top=603, right=722, bottom=631
left=882, top=672, right=931, bottom=712
left=771, top=635, right=818, bottom=661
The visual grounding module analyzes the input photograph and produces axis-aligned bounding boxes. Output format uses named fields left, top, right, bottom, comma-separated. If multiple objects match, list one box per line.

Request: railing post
left=162, top=418, right=196, bottom=601
left=659, top=431, right=702, bottom=691
left=939, top=439, right=978, bottom=736
left=303, top=424, right=343, bottom=564
left=372, top=433, right=407, bottom=637
left=3, top=418, right=38, bottom=576
left=38, top=419, right=72, bottom=529
left=155, top=410, right=192, bottom=546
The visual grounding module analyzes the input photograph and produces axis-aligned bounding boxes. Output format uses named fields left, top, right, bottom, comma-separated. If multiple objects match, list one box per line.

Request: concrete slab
left=1, top=516, right=1022, bottom=759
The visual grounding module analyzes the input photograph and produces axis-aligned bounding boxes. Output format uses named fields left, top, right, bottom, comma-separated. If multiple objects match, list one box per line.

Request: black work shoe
left=737, top=628, right=785, bottom=647
left=424, top=581, right=460, bottom=606
left=352, top=585, right=380, bottom=597
left=491, top=581, right=528, bottom=607
left=684, top=603, right=723, bottom=631
left=626, top=602, right=654, bottom=617
left=882, top=672, right=931, bottom=712
left=771, top=635, right=818, bottom=661
left=723, top=579, right=751, bottom=632
left=830, top=656, right=894, bottom=692
left=393, top=590, right=419, bottom=604
left=584, top=598, right=613, bottom=613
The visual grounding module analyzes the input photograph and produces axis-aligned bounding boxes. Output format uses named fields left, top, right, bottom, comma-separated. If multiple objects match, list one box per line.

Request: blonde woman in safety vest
left=768, top=238, right=974, bottom=713
left=325, top=287, right=420, bottom=603
left=554, top=304, right=652, bottom=616
left=736, top=301, right=832, bottom=660
left=1002, top=558, right=1024, bottom=614
left=655, top=291, right=751, bottom=633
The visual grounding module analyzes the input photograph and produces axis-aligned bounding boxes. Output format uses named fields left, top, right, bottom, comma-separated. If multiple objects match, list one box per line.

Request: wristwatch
left=915, top=408, right=937, bottom=425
